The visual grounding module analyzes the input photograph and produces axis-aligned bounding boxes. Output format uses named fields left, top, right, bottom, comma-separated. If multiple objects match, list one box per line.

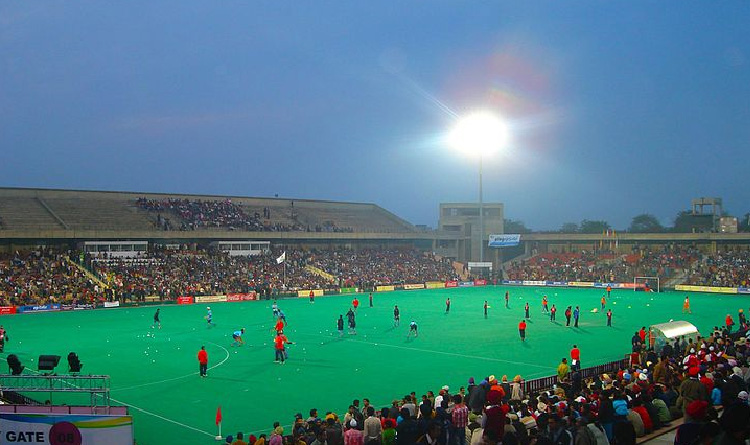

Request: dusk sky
left=1, top=2, right=748, bottom=231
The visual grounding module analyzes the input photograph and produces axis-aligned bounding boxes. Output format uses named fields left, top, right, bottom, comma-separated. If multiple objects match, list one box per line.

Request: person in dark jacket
left=396, top=408, right=419, bottom=445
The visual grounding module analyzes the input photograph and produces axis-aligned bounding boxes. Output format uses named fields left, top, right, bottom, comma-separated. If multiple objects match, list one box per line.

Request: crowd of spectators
left=688, top=250, right=750, bottom=288
left=505, top=246, right=699, bottom=284
left=307, top=249, right=457, bottom=289
left=228, top=319, right=750, bottom=445
left=136, top=198, right=306, bottom=232
left=624, top=245, right=699, bottom=281
left=0, top=247, right=458, bottom=305
left=0, top=249, right=101, bottom=306
left=90, top=248, right=456, bottom=301
left=89, top=248, right=332, bottom=300
left=505, top=251, right=630, bottom=283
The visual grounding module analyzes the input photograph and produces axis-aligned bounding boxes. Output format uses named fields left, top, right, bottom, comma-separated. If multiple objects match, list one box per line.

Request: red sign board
left=177, top=297, right=194, bottom=305
left=0, top=306, right=16, bottom=315
left=445, top=281, right=458, bottom=288
left=226, top=292, right=258, bottom=302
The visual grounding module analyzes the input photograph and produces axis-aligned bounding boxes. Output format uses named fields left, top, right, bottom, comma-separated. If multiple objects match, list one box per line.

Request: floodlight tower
left=449, top=112, right=509, bottom=263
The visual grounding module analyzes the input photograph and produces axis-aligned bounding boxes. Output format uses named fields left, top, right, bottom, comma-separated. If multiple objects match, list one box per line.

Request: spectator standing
left=363, top=407, right=381, bottom=445
left=571, top=345, right=581, bottom=371
left=344, top=420, right=364, bottom=445
left=557, top=358, right=569, bottom=382
left=450, top=394, right=468, bottom=445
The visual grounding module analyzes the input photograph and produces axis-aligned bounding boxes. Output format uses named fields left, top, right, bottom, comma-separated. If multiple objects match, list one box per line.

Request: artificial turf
left=1, top=286, right=743, bottom=444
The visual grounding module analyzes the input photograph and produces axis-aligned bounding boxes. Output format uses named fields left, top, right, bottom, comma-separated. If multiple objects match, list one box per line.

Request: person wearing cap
left=344, top=419, right=364, bottom=445
left=678, top=367, right=708, bottom=418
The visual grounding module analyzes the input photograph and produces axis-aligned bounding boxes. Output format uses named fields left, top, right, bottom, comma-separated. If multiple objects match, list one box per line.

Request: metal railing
left=523, top=358, right=627, bottom=394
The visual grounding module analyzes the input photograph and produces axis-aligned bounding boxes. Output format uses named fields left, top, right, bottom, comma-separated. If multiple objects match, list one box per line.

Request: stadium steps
left=0, top=197, right=66, bottom=230
left=66, top=257, right=109, bottom=290
left=664, top=269, right=689, bottom=289
left=36, top=197, right=70, bottom=230
left=44, top=198, right=155, bottom=231
left=304, top=265, right=336, bottom=283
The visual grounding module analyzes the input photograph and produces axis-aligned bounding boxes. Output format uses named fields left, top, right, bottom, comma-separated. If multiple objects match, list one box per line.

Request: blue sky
left=1, top=2, right=748, bottom=230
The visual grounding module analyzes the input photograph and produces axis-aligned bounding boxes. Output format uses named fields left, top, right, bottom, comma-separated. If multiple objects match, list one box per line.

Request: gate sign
left=0, top=413, right=133, bottom=445
left=488, top=234, right=521, bottom=247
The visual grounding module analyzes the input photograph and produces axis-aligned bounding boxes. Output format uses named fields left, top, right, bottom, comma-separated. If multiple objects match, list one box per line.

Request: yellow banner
left=674, top=285, right=737, bottom=294
left=376, top=285, right=395, bottom=292
left=297, top=289, right=325, bottom=297
left=425, top=281, right=445, bottom=289
left=568, top=281, right=595, bottom=287
left=194, top=295, right=228, bottom=303
left=403, top=283, right=426, bottom=290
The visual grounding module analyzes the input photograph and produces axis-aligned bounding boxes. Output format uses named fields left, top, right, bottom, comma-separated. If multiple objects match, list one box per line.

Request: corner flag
left=276, top=252, right=286, bottom=264
left=215, top=406, right=222, bottom=425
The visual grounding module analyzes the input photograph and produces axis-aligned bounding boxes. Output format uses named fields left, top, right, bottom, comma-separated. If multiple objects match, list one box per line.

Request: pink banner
left=474, top=279, right=487, bottom=286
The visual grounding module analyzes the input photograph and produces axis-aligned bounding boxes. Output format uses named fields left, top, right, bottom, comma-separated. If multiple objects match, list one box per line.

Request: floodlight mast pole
left=479, top=154, right=484, bottom=264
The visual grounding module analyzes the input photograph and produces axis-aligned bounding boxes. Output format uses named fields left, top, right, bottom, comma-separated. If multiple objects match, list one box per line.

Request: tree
left=579, top=219, right=610, bottom=234
left=628, top=214, right=664, bottom=233
left=560, top=222, right=579, bottom=233
left=504, top=219, right=531, bottom=234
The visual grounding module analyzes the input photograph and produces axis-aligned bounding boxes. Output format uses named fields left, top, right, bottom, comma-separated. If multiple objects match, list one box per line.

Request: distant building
left=435, top=202, right=504, bottom=267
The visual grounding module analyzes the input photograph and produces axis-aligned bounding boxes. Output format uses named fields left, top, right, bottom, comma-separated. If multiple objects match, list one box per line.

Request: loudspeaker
left=38, top=355, right=61, bottom=371
left=7, top=354, right=24, bottom=375
left=67, top=352, right=83, bottom=373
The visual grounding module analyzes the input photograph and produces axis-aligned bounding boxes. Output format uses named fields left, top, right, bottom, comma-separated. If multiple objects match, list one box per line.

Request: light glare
left=448, top=112, right=509, bottom=157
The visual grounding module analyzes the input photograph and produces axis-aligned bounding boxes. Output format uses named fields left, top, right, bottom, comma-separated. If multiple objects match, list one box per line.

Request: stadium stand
left=688, top=251, right=750, bottom=288
left=505, top=246, right=700, bottom=285
left=0, top=247, right=456, bottom=305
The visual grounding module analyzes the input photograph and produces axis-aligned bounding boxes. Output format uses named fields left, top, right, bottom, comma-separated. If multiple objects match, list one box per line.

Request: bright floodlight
left=448, top=112, right=509, bottom=157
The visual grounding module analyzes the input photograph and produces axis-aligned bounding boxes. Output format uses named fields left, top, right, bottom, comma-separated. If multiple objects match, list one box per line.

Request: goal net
left=634, top=276, right=660, bottom=292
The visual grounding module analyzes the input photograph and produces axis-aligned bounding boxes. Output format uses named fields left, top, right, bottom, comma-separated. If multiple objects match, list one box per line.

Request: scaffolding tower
left=0, top=374, right=111, bottom=411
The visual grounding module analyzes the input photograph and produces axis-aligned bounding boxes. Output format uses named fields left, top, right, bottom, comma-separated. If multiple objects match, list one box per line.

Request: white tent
left=650, top=321, right=700, bottom=353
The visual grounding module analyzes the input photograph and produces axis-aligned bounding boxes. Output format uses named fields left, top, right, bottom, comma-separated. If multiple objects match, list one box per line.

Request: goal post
left=634, top=276, right=660, bottom=292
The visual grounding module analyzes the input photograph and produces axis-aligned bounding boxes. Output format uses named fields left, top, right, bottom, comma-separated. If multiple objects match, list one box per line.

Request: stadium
left=3, top=2, right=750, bottom=445
left=0, top=186, right=749, bottom=445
